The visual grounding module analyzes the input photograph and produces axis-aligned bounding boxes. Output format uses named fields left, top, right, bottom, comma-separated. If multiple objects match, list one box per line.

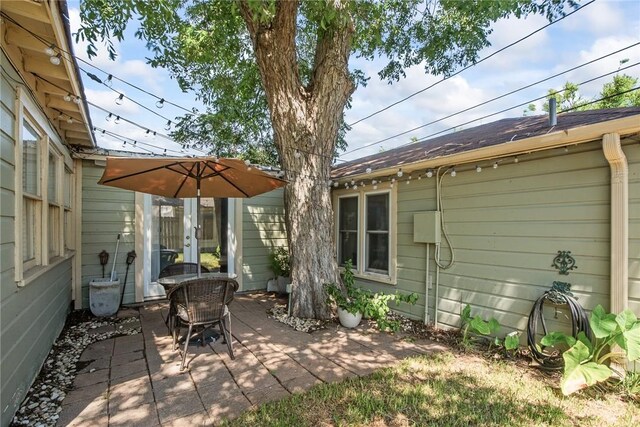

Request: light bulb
left=115, top=94, right=124, bottom=105
left=44, top=45, right=56, bottom=56
left=156, top=98, right=165, bottom=108
left=66, top=117, right=73, bottom=124
left=145, top=129, right=150, bottom=137
left=373, top=185, right=378, bottom=190
left=397, top=168, right=403, bottom=177
left=450, top=169, right=456, bottom=177
left=105, top=75, right=113, bottom=87
left=476, top=165, right=482, bottom=173
left=165, top=120, right=172, bottom=131
left=49, top=54, right=61, bottom=65
left=294, top=151, right=301, bottom=158
left=333, top=181, right=339, bottom=188
left=114, top=115, right=121, bottom=124
left=73, top=96, right=81, bottom=104
left=426, top=170, right=433, bottom=178
left=205, top=123, right=213, bottom=131
left=64, top=93, right=72, bottom=102
left=493, top=162, right=498, bottom=169
left=350, top=179, right=355, bottom=185
left=514, top=156, right=519, bottom=164
left=106, top=113, right=112, bottom=122
left=365, top=167, right=372, bottom=174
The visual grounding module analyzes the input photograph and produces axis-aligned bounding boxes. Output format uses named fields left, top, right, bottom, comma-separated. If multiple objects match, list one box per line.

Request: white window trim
left=48, top=146, right=64, bottom=260
left=336, top=193, right=360, bottom=269
left=14, top=87, right=75, bottom=286
left=333, top=184, right=397, bottom=285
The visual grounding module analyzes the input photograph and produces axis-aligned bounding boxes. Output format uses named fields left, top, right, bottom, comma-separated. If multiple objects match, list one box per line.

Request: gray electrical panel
left=413, top=211, right=441, bottom=244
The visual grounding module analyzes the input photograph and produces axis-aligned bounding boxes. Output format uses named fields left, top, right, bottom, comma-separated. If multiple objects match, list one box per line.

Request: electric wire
left=434, top=167, right=455, bottom=270
left=347, top=0, right=596, bottom=127
left=338, top=42, right=640, bottom=159
left=338, top=62, right=640, bottom=164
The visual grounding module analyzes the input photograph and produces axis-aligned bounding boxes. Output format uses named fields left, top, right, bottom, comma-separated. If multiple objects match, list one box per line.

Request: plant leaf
left=504, top=333, right=520, bottom=351
left=461, top=304, right=471, bottom=322
left=488, top=318, right=500, bottom=334
left=561, top=361, right=612, bottom=395
left=541, top=332, right=576, bottom=348
left=470, top=316, right=491, bottom=335
left=622, top=323, right=640, bottom=361
left=590, top=305, right=618, bottom=339
left=616, top=309, right=638, bottom=332
left=576, top=331, right=593, bottom=353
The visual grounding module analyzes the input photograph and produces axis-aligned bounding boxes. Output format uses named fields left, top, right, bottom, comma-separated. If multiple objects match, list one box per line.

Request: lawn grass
left=174, top=252, right=220, bottom=269
left=225, top=352, right=639, bottom=426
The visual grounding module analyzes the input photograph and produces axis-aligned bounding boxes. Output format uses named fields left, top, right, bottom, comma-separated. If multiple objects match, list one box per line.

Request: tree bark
left=238, top=0, right=355, bottom=318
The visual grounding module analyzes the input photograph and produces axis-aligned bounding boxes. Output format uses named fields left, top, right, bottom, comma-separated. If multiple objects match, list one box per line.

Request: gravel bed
left=10, top=313, right=141, bottom=427
left=268, top=303, right=328, bottom=333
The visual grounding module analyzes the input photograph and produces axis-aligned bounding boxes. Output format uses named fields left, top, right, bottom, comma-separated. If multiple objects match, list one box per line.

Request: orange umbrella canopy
left=98, top=157, right=287, bottom=198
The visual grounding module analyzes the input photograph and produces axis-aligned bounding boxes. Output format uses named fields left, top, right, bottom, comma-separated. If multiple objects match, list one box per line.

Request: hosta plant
left=541, top=304, right=640, bottom=395
left=460, top=304, right=521, bottom=352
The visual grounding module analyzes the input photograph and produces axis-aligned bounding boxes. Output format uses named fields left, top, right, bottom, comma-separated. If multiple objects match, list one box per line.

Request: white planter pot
left=337, top=307, right=362, bottom=328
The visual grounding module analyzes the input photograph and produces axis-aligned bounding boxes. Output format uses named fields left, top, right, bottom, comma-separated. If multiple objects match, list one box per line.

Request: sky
left=67, top=0, right=640, bottom=161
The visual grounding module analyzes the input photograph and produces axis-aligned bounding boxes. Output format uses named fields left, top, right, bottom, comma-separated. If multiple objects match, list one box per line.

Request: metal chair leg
left=180, top=324, right=193, bottom=371
left=220, top=315, right=234, bottom=360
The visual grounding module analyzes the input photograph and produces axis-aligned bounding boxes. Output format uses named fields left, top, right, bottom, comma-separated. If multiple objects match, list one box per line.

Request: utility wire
left=347, top=0, right=596, bottom=127
left=338, top=62, right=640, bottom=164
left=339, top=42, right=640, bottom=158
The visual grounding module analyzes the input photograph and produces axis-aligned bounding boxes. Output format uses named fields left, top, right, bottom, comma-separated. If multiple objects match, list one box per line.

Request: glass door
left=143, top=195, right=229, bottom=299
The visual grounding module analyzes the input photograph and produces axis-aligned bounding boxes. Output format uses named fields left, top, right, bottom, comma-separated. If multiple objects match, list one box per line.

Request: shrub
left=269, top=247, right=290, bottom=277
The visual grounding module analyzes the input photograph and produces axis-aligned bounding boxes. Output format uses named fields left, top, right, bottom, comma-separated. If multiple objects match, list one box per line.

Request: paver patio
left=57, top=293, right=446, bottom=426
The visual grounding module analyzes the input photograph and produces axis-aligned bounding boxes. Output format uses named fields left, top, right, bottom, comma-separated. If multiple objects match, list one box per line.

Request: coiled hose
left=527, top=291, right=592, bottom=370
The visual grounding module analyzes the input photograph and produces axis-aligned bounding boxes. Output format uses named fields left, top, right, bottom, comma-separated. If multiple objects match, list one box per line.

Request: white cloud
left=559, top=1, right=628, bottom=36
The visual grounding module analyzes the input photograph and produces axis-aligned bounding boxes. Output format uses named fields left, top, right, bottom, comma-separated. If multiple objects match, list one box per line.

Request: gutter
left=334, top=115, right=640, bottom=182
left=602, top=133, right=629, bottom=313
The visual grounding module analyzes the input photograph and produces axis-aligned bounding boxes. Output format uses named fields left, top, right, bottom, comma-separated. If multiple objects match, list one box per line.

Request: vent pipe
left=549, top=98, right=557, bottom=126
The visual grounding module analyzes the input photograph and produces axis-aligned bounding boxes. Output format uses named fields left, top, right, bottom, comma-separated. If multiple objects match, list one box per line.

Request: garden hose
left=526, top=284, right=592, bottom=370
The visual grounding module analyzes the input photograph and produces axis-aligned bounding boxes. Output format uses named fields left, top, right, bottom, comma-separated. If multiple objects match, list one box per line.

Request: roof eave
left=333, top=114, right=640, bottom=182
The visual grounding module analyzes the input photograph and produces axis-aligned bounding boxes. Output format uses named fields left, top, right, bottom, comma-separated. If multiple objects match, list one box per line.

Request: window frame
left=337, top=194, right=360, bottom=268
left=333, top=184, right=397, bottom=285
left=364, top=192, right=391, bottom=275
left=14, top=87, right=75, bottom=286
left=48, top=147, right=64, bottom=260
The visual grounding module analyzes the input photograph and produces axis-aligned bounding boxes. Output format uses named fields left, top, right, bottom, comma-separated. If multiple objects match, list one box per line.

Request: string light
left=114, top=115, right=121, bottom=124
left=294, top=150, right=301, bottom=158
left=106, top=113, right=112, bottom=122
left=476, top=165, right=482, bottom=173
left=397, top=168, right=403, bottom=177
left=63, top=93, right=72, bottom=102
left=156, top=98, right=165, bottom=108
left=514, top=156, right=519, bottom=163
left=49, top=53, right=61, bottom=65
left=365, top=167, right=372, bottom=174
left=426, top=170, right=433, bottom=178
left=66, top=116, right=73, bottom=124
left=105, top=75, right=113, bottom=87
left=73, top=96, right=81, bottom=104
left=493, top=162, right=498, bottom=169
left=450, top=168, right=457, bottom=177
left=165, top=120, right=172, bottom=131
left=115, top=94, right=124, bottom=105
left=44, top=44, right=55, bottom=56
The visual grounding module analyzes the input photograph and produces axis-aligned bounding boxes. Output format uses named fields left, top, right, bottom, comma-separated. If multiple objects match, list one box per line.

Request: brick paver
left=58, top=292, right=445, bottom=426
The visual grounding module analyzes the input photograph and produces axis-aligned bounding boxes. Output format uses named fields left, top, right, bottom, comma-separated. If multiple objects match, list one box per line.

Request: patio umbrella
left=98, top=156, right=287, bottom=275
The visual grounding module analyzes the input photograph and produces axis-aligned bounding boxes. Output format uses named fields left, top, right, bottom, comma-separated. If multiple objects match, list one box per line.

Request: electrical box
left=413, top=211, right=441, bottom=244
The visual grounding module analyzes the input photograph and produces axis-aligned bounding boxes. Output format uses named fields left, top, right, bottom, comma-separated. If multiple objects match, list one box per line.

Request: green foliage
left=77, top=0, right=576, bottom=163
left=460, top=304, right=521, bottom=352
left=269, top=247, right=290, bottom=277
left=325, top=260, right=417, bottom=331
left=542, top=305, right=640, bottom=395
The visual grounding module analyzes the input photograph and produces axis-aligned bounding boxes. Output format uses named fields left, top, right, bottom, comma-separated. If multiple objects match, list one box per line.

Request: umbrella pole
left=196, top=176, right=202, bottom=278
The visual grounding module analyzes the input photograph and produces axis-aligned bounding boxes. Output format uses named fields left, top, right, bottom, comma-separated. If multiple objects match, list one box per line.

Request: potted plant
left=268, top=246, right=291, bottom=293
left=326, top=260, right=419, bottom=330
left=325, top=260, right=369, bottom=328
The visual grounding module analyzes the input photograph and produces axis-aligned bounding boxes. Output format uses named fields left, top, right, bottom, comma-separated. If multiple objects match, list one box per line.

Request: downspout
left=424, top=244, right=429, bottom=324
left=602, top=133, right=628, bottom=313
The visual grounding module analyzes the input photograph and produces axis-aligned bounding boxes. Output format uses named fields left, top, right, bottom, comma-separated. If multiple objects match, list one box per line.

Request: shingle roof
left=332, top=107, right=640, bottom=178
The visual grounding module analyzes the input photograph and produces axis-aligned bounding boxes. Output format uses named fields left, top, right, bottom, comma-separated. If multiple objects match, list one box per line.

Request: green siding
left=81, top=161, right=136, bottom=307
left=0, top=54, right=73, bottom=427
left=627, top=139, right=640, bottom=316
left=353, top=139, right=640, bottom=337
left=241, top=188, right=287, bottom=291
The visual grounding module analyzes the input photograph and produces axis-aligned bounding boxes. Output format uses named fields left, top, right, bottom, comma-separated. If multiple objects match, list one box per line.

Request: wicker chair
left=170, top=277, right=238, bottom=370
left=161, top=263, right=210, bottom=335
left=159, top=262, right=210, bottom=278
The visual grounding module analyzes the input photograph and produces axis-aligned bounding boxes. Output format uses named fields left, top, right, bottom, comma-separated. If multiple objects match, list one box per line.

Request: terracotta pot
left=337, top=307, right=362, bottom=328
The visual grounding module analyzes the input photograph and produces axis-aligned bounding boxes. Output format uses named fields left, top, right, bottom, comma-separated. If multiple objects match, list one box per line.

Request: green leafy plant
left=269, top=247, right=290, bottom=277
left=325, top=260, right=418, bottom=331
left=460, top=304, right=500, bottom=347
left=541, top=305, right=640, bottom=395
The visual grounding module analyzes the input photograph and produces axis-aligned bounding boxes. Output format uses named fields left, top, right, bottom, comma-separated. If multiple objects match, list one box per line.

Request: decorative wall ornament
left=552, top=250, right=577, bottom=275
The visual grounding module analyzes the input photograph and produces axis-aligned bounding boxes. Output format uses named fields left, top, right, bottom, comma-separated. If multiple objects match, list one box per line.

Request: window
left=22, top=120, right=41, bottom=269
left=48, top=150, right=62, bottom=259
left=64, top=168, right=73, bottom=251
left=365, top=193, right=389, bottom=273
left=334, top=188, right=395, bottom=283
left=338, top=196, right=359, bottom=267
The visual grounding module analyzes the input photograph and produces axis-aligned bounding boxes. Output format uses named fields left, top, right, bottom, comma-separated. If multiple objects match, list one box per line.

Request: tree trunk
left=239, top=0, right=354, bottom=319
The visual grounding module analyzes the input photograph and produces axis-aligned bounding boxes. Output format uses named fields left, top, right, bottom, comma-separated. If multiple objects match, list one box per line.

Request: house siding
left=627, top=139, right=640, bottom=316
left=241, top=188, right=287, bottom=291
left=352, top=138, right=639, bottom=337
left=0, top=55, right=72, bottom=427
left=81, top=160, right=136, bottom=307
